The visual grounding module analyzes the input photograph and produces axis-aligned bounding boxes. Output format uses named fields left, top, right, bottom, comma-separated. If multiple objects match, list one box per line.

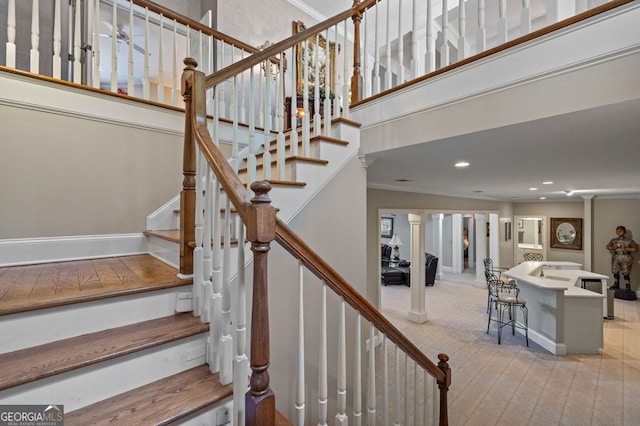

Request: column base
left=407, top=310, right=428, bottom=324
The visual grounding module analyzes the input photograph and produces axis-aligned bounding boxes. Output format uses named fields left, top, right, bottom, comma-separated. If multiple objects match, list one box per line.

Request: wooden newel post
left=351, top=0, right=362, bottom=103
left=437, top=353, right=451, bottom=426
left=246, top=180, right=277, bottom=425
left=179, top=57, right=198, bottom=277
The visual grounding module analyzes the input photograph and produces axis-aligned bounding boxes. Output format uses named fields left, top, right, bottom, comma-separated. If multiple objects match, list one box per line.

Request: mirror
left=556, top=222, right=576, bottom=244
left=517, top=217, right=543, bottom=249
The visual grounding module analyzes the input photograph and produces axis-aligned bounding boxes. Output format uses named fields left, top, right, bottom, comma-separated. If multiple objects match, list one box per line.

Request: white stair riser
left=0, top=286, right=191, bottom=353
left=0, top=334, right=207, bottom=412
left=148, top=236, right=180, bottom=269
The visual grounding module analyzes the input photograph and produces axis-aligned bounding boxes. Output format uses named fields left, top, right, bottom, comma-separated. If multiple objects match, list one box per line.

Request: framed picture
left=293, top=21, right=337, bottom=96
left=381, top=217, right=394, bottom=238
left=550, top=218, right=583, bottom=250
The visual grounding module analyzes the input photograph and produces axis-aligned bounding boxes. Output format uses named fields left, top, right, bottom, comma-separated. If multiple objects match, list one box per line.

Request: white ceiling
left=297, top=0, right=640, bottom=202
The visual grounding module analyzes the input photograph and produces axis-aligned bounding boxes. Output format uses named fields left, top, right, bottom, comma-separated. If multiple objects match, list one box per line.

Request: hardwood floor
left=0, top=254, right=190, bottom=316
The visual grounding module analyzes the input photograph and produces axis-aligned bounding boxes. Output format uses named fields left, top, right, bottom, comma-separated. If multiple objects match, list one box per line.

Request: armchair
left=425, top=253, right=438, bottom=286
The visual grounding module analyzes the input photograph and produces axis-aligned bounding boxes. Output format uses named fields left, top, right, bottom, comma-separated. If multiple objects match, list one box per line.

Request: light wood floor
left=0, top=255, right=190, bottom=316
left=381, top=270, right=640, bottom=425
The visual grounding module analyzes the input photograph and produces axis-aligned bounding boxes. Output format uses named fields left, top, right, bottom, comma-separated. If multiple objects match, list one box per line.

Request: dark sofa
left=381, top=244, right=439, bottom=286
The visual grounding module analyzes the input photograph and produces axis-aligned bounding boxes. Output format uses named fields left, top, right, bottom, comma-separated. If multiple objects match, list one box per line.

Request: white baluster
left=385, top=0, right=391, bottom=91
left=276, top=51, right=286, bottom=181
left=397, top=0, right=404, bottom=83
left=248, top=67, right=258, bottom=184
left=295, top=262, right=305, bottom=425
left=497, top=0, right=508, bottom=44
left=90, top=0, right=98, bottom=86
left=5, top=0, right=16, bottom=68
left=209, top=167, right=223, bottom=372
left=219, top=189, right=233, bottom=384
left=382, top=335, right=388, bottom=426
left=353, top=314, right=362, bottom=426
left=85, top=0, right=93, bottom=85
left=335, top=298, right=348, bottom=425
left=172, top=20, right=178, bottom=105
left=157, top=14, right=164, bottom=102
left=367, top=324, right=376, bottom=425
left=477, top=0, right=486, bottom=53
left=323, top=29, right=331, bottom=137
left=262, top=68, right=272, bottom=180
left=127, top=3, right=134, bottom=95
left=239, top=51, right=246, bottom=123
left=219, top=42, right=226, bottom=119
left=425, top=0, right=435, bottom=73
left=342, top=19, right=350, bottom=117
left=193, top=150, right=205, bottom=318
left=53, top=0, right=62, bottom=79
left=30, top=0, right=39, bottom=74
left=402, top=353, right=411, bottom=424
left=302, top=39, right=310, bottom=157
left=110, top=0, right=117, bottom=90
left=143, top=8, right=150, bottom=99
left=333, top=26, right=340, bottom=121
left=423, top=370, right=428, bottom=426
left=576, top=0, right=589, bottom=14
left=290, top=44, right=299, bottom=155
left=318, top=283, right=328, bottom=426
left=393, top=345, right=401, bottom=426
left=202, top=169, right=213, bottom=322
left=72, top=0, right=81, bottom=83
left=313, top=34, right=321, bottom=136
left=413, top=360, right=418, bottom=426
left=521, top=0, right=532, bottom=36
left=233, top=219, right=248, bottom=426
left=457, top=0, right=467, bottom=62
left=410, top=0, right=419, bottom=78
left=432, top=376, right=438, bottom=426
left=362, top=12, right=370, bottom=98
left=373, top=2, right=380, bottom=94
left=440, top=0, right=450, bottom=68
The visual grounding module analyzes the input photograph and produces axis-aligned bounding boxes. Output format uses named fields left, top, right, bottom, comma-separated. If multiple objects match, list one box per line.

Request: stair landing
left=0, top=254, right=190, bottom=316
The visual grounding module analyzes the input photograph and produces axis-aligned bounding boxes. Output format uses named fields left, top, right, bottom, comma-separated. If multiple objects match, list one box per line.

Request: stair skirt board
left=146, top=194, right=181, bottom=231
left=147, top=234, right=180, bottom=269
left=0, top=286, right=192, bottom=353
left=0, top=234, right=148, bottom=267
left=0, top=334, right=208, bottom=412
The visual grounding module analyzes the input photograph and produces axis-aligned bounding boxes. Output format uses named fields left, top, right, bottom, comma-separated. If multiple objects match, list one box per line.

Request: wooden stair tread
left=0, top=255, right=191, bottom=316
left=144, top=230, right=239, bottom=246
left=65, top=365, right=232, bottom=425
left=0, top=313, right=208, bottom=391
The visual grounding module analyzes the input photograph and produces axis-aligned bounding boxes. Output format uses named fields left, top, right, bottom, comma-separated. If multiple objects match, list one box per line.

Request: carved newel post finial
left=246, top=180, right=277, bottom=426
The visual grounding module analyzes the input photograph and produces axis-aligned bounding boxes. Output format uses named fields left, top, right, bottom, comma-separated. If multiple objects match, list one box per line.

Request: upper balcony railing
left=2, top=0, right=632, bottom=118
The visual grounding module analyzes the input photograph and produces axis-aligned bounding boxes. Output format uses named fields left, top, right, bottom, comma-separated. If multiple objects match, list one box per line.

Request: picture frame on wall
left=505, top=221, right=512, bottom=242
left=293, top=21, right=337, bottom=96
left=381, top=217, right=394, bottom=238
left=550, top=218, right=583, bottom=250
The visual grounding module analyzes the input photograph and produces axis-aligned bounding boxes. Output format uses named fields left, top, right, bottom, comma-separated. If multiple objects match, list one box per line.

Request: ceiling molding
left=286, top=0, right=328, bottom=22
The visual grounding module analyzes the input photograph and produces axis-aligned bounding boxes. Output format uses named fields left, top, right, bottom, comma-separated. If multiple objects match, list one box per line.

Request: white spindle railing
left=29, top=0, right=39, bottom=74
left=353, top=314, right=362, bottom=426
left=295, top=262, right=305, bottom=425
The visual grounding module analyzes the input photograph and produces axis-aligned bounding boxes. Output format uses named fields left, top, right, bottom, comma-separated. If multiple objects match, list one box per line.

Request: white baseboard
left=0, top=234, right=148, bottom=267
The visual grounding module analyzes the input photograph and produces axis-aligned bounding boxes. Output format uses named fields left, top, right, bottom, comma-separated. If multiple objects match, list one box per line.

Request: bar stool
left=486, top=275, right=529, bottom=346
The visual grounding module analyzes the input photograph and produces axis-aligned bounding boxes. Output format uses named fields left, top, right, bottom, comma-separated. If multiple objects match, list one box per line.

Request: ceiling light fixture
left=454, top=161, right=470, bottom=168
left=543, top=181, right=553, bottom=185
left=529, top=187, right=538, bottom=191
left=540, top=196, right=546, bottom=200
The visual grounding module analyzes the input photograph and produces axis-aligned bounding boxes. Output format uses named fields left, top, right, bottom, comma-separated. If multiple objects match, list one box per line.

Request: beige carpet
left=380, top=270, right=640, bottom=425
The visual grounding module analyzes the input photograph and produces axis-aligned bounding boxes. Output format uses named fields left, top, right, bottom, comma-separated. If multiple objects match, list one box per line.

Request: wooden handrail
left=204, top=0, right=379, bottom=89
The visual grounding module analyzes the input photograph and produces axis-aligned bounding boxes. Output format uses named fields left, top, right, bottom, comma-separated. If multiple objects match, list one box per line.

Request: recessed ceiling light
left=472, top=190, right=484, bottom=193
left=394, top=179, right=410, bottom=182
left=455, top=161, right=470, bottom=168
left=543, top=181, right=553, bottom=185
left=540, top=196, right=547, bottom=200
left=529, top=187, right=538, bottom=191
left=566, top=190, right=574, bottom=196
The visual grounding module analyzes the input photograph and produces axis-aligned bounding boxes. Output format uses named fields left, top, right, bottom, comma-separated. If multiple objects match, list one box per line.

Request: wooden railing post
left=437, top=353, right=451, bottom=426
left=246, top=181, right=277, bottom=426
left=179, top=58, right=197, bottom=277
left=350, top=0, right=362, bottom=103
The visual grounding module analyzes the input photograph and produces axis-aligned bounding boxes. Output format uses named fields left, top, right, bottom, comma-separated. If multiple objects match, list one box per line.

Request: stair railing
left=184, top=56, right=451, bottom=425
left=181, top=3, right=453, bottom=422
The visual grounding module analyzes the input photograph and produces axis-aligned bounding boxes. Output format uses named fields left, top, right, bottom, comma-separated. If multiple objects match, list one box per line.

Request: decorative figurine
left=606, top=225, right=638, bottom=300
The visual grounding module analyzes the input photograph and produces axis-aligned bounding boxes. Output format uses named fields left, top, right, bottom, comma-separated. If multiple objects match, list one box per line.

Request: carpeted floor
left=380, top=269, right=640, bottom=425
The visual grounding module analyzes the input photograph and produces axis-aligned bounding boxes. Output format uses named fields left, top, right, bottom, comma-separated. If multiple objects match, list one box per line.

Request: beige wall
left=0, top=103, right=183, bottom=239
left=367, top=188, right=514, bottom=307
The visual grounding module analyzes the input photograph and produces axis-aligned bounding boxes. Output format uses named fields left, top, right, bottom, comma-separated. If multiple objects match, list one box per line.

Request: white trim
left=0, top=234, right=147, bottom=267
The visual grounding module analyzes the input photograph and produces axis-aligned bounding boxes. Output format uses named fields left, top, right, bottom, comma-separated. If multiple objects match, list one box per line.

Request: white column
left=489, top=213, right=500, bottom=267
left=475, top=214, right=487, bottom=285
left=408, top=213, right=427, bottom=323
left=583, top=196, right=594, bottom=271
left=468, top=216, right=476, bottom=269
left=452, top=214, right=463, bottom=273
left=435, top=214, right=444, bottom=280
